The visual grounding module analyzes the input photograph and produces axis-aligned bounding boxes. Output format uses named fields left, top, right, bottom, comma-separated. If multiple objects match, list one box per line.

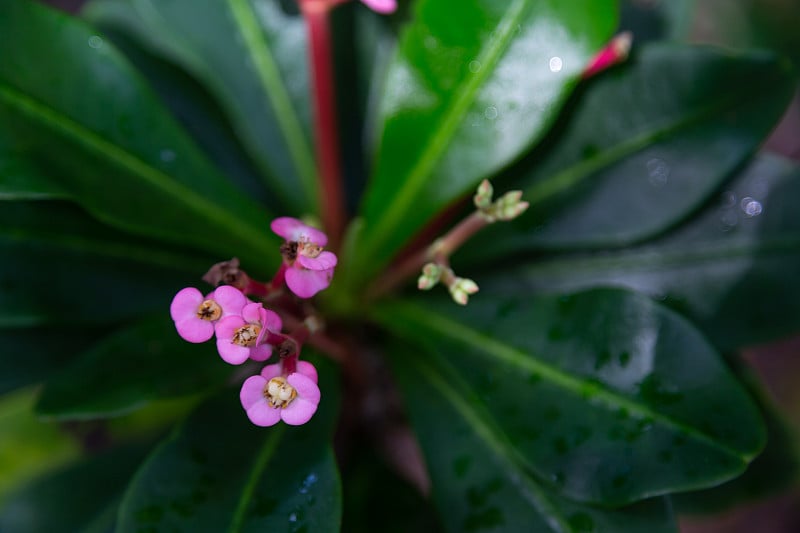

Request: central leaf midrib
left=411, top=355, right=571, bottom=533
left=364, top=0, right=530, bottom=255
left=525, top=69, right=784, bottom=204
left=225, top=0, right=318, bottom=212
left=0, top=83, right=264, bottom=253
left=227, top=425, right=285, bottom=533
left=383, top=302, right=748, bottom=460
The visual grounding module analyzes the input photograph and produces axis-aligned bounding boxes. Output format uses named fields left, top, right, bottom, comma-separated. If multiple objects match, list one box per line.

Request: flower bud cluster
left=475, top=180, right=529, bottom=223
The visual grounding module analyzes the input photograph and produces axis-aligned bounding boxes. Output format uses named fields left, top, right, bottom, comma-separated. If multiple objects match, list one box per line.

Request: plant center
left=196, top=299, right=222, bottom=321
left=264, top=377, right=297, bottom=409
left=232, top=324, right=261, bottom=346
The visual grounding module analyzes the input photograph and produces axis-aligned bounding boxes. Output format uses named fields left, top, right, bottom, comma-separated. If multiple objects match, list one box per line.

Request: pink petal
left=240, top=375, right=268, bottom=410
left=241, top=302, right=263, bottom=323
left=260, top=308, right=283, bottom=333
left=215, top=315, right=245, bottom=338
left=296, top=360, right=319, bottom=384
left=249, top=344, right=273, bottom=362
left=247, top=402, right=282, bottom=427
left=170, top=287, right=203, bottom=322
left=280, top=397, right=318, bottom=426
left=287, top=372, right=321, bottom=404
left=174, top=317, right=214, bottom=343
left=270, top=217, right=328, bottom=246
left=297, top=250, right=338, bottom=271
left=212, top=285, right=247, bottom=317
left=285, top=267, right=333, bottom=298
left=260, top=363, right=283, bottom=380
left=360, top=0, right=396, bottom=14
left=217, top=338, right=251, bottom=365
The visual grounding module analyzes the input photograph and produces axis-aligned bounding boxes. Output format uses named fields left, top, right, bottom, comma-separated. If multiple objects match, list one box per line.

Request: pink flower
left=240, top=361, right=320, bottom=426
left=170, top=285, right=247, bottom=343
left=271, top=217, right=338, bottom=298
left=215, top=302, right=283, bottom=365
left=360, top=0, right=396, bottom=14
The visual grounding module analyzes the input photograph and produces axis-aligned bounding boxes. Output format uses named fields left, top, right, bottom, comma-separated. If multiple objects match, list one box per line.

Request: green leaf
left=477, top=155, right=800, bottom=352
left=118, top=356, right=341, bottom=532
left=0, top=443, right=150, bottom=533
left=468, top=44, right=795, bottom=255
left=0, top=135, right=67, bottom=200
left=0, top=1, right=278, bottom=269
left=0, top=389, right=81, bottom=505
left=353, top=0, right=618, bottom=280
left=373, top=288, right=765, bottom=506
left=35, top=315, right=230, bottom=420
left=0, top=327, right=101, bottom=395
left=673, top=360, right=800, bottom=514
left=83, top=0, right=318, bottom=213
left=620, top=0, right=694, bottom=42
left=0, top=201, right=206, bottom=327
left=387, top=340, right=677, bottom=532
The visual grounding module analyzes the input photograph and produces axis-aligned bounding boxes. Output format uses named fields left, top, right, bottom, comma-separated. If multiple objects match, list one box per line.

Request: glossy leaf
left=620, top=0, right=694, bottom=42
left=374, top=288, right=765, bottom=506
left=83, top=0, right=318, bottom=213
left=388, top=340, right=677, bottom=532
left=118, top=357, right=341, bottom=532
left=673, top=361, right=800, bottom=514
left=0, top=327, right=101, bottom=395
left=0, top=201, right=206, bottom=327
left=478, top=155, right=800, bottom=352
left=354, top=0, right=618, bottom=280
left=35, top=315, right=230, bottom=420
left=467, top=44, right=795, bottom=255
left=0, top=389, right=81, bottom=504
left=0, top=1, right=278, bottom=269
left=0, top=139, right=67, bottom=200
left=0, top=444, right=149, bottom=533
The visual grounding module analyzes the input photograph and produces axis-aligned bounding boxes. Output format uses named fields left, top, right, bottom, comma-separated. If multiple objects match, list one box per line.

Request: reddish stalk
left=368, top=211, right=489, bottom=299
left=301, top=0, right=347, bottom=249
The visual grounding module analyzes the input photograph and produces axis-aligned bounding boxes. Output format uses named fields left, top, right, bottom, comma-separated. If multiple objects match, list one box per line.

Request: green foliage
left=1, top=0, right=798, bottom=531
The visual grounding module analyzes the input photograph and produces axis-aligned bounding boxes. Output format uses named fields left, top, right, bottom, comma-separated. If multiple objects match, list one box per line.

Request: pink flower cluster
left=169, top=217, right=335, bottom=427
left=272, top=217, right=338, bottom=298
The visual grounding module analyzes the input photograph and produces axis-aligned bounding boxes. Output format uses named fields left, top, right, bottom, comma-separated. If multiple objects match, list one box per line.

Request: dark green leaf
left=0, top=327, right=101, bottom=395
left=374, top=289, right=765, bottom=506
left=467, top=44, right=795, bottom=256
left=387, top=339, right=677, bottom=532
left=0, top=201, right=206, bottom=327
left=83, top=0, right=318, bottom=213
left=118, top=356, right=341, bottom=532
left=35, top=315, right=230, bottom=420
left=352, top=0, right=617, bottom=281
left=0, top=444, right=150, bottom=533
left=620, top=0, right=694, bottom=42
left=478, top=155, right=800, bottom=352
left=0, top=1, right=278, bottom=269
left=673, top=360, right=800, bottom=514
left=0, top=134, right=67, bottom=200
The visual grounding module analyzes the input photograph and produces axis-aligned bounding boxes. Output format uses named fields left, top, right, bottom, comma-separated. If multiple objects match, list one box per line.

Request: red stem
left=302, top=1, right=346, bottom=249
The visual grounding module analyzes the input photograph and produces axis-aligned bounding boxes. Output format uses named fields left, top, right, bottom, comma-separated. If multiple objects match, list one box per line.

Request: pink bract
left=285, top=267, right=334, bottom=299
left=297, top=250, right=338, bottom=270
left=240, top=361, right=321, bottom=427
left=170, top=285, right=247, bottom=343
left=215, top=302, right=281, bottom=365
left=270, top=217, right=328, bottom=246
left=361, top=0, right=396, bottom=14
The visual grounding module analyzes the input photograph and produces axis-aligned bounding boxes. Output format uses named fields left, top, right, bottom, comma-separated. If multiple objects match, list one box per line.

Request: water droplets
left=468, top=60, right=482, bottom=73
left=298, top=472, right=318, bottom=495
left=740, top=196, right=763, bottom=217
left=87, top=35, right=103, bottom=49
left=160, top=149, right=176, bottom=163
left=483, top=106, right=498, bottom=120
left=646, top=158, right=670, bottom=188
left=548, top=56, right=563, bottom=73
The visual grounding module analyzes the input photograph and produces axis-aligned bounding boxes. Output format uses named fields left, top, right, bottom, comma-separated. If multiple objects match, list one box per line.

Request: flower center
left=232, top=324, right=261, bottom=347
left=263, top=377, right=297, bottom=409
left=297, top=239, right=323, bottom=258
left=196, top=299, right=222, bottom=321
